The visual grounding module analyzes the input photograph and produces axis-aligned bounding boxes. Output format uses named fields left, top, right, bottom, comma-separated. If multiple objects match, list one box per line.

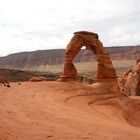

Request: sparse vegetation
left=0, top=68, right=59, bottom=82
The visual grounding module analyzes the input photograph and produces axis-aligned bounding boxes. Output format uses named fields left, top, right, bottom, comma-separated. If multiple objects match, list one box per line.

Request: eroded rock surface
left=119, top=59, right=140, bottom=96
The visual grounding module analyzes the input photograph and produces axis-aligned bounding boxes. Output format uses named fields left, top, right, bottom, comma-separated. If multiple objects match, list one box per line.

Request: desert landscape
left=0, top=0, right=140, bottom=139
left=0, top=31, right=140, bottom=140
left=0, top=81, right=140, bottom=140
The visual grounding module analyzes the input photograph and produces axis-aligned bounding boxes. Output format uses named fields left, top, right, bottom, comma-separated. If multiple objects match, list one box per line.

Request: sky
left=0, top=0, right=140, bottom=56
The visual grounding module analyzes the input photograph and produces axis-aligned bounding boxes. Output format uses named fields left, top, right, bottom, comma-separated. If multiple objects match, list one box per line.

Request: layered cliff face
left=0, top=46, right=140, bottom=69
left=0, top=50, right=65, bottom=68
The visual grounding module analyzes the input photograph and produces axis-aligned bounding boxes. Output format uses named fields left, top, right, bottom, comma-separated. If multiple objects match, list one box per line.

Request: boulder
left=29, top=76, right=47, bottom=82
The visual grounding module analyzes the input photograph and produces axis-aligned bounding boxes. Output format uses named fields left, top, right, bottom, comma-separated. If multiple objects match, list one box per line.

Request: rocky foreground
left=0, top=81, right=140, bottom=140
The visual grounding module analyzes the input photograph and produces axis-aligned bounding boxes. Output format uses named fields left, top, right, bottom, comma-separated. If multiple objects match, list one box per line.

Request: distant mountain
left=0, top=46, right=140, bottom=69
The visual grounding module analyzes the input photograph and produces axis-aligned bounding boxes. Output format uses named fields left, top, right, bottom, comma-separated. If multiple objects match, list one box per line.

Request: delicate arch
left=58, top=31, right=117, bottom=82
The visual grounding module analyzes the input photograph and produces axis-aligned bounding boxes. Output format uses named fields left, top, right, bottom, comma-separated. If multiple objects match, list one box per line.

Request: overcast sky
left=0, top=0, right=140, bottom=56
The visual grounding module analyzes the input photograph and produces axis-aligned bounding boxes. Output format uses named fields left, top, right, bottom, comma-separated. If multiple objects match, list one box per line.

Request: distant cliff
left=0, top=46, right=140, bottom=69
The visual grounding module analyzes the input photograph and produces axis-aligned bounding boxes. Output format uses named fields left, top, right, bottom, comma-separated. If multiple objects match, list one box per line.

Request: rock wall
left=119, top=59, right=140, bottom=96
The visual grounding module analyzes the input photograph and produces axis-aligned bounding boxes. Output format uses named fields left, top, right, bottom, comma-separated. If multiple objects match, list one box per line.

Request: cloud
left=0, top=0, right=140, bottom=56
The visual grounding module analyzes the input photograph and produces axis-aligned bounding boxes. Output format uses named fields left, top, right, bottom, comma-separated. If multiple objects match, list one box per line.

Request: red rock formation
left=0, top=77, right=10, bottom=87
left=58, top=31, right=117, bottom=82
left=119, top=59, right=140, bottom=96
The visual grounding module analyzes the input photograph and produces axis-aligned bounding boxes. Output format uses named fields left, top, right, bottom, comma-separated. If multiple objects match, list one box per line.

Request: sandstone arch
left=58, top=31, right=117, bottom=83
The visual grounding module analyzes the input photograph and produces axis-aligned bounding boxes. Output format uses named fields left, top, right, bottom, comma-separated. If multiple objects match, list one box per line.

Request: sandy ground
left=0, top=81, right=140, bottom=140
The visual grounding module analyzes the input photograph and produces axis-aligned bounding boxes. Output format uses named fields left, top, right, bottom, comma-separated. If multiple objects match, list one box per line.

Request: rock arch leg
left=84, top=37, right=117, bottom=81
left=57, top=34, right=85, bottom=82
left=96, top=53, right=117, bottom=81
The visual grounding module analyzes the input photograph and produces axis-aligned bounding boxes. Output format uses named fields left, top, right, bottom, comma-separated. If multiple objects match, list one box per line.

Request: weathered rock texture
left=58, top=31, right=117, bottom=82
left=119, top=59, right=140, bottom=96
